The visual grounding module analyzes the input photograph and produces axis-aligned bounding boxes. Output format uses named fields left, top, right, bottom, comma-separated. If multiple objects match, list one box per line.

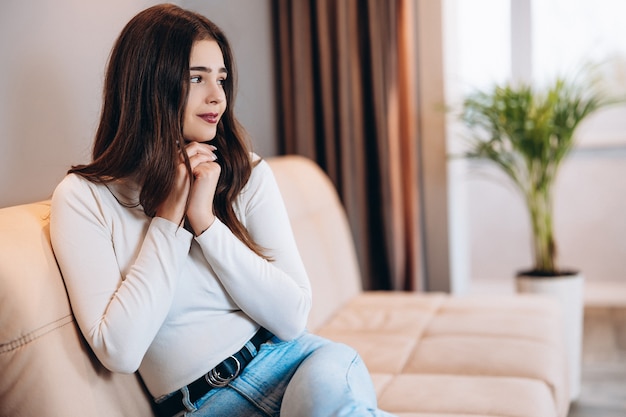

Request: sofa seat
left=0, top=155, right=569, bottom=417
left=316, top=292, right=566, bottom=417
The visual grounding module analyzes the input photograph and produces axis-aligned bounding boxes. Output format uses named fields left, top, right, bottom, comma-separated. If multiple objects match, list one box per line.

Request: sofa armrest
left=0, top=201, right=155, bottom=417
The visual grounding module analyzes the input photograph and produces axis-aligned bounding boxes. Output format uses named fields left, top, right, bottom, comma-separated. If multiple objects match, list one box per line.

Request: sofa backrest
left=266, top=155, right=363, bottom=330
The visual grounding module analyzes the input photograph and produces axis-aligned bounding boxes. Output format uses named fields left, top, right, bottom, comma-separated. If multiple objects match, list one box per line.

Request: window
left=446, top=0, right=626, bottom=148
left=531, top=0, right=626, bottom=147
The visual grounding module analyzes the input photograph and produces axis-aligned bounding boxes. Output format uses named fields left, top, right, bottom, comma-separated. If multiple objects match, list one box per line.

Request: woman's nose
left=207, top=84, right=225, bottom=104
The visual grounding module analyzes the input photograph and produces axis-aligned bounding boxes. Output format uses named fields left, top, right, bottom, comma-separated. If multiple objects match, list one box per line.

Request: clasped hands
left=156, top=141, right=220, bottom=236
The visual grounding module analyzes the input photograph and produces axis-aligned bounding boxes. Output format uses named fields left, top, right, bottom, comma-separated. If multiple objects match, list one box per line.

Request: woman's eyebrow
left=189, top=66, right=228, bottom=74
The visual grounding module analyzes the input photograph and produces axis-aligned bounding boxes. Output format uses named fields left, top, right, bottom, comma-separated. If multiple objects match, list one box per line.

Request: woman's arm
left=195, top=160, right=312, bottom=340
left=50, top=175, right=193, bottom=373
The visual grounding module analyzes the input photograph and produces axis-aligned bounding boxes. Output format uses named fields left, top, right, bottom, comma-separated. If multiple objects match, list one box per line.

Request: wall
left=0, top=0, right=276, bottom=208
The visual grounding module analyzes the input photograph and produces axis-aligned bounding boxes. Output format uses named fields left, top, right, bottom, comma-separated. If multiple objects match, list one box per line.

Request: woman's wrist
left=191, top=214, right=216, bottom=236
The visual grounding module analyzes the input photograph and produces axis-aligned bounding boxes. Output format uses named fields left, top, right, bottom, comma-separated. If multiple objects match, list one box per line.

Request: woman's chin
left=183, top=137, right=215, bottom=144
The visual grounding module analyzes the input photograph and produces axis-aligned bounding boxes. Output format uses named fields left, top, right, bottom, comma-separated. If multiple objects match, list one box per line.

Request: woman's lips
left=199, top=113, right=219, bottom=123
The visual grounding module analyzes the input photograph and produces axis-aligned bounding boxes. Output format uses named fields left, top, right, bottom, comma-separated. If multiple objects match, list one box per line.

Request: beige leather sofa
left=0, top=155, right=569, bottom=417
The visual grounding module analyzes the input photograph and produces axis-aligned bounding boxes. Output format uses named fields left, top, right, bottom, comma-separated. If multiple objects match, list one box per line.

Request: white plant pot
left=515, top=272, right=584, bottom=401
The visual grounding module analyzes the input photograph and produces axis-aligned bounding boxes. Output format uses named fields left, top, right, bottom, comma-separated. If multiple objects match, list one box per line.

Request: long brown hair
left=70, top=4, right=265, bottom=257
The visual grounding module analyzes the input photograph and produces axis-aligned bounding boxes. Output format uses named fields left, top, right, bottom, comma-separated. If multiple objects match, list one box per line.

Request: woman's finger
left=184, top=142, right=218, bottom=166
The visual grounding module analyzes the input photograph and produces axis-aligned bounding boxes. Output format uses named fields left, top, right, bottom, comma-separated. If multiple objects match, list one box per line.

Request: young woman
left=50, top=4, right=395, bottom=417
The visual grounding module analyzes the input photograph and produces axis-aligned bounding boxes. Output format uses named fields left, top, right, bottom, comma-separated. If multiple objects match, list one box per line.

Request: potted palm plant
left=459, top=73, right=615, bottom=400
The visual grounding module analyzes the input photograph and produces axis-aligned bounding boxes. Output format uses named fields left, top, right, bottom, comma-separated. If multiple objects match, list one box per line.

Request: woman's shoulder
left=54, top=173, right=96, bottom=197
left=52, top=173, right=109, bottom=208
left=237, top=153, right=276, bottom=198
left=248, top=152, right=273, bottom=183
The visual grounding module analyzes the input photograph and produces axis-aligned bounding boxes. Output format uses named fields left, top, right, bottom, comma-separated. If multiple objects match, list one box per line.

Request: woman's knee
left=311, top=342, right=359, bottom=364
left=281, top=341, right=378, bottom=416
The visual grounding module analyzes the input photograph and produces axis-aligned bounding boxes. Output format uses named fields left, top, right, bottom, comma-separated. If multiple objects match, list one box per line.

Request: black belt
left=155, top=328, right=273, bottom=417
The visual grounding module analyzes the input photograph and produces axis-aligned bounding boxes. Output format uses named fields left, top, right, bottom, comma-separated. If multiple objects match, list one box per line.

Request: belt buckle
left=205, top=355, right=241, bottom=388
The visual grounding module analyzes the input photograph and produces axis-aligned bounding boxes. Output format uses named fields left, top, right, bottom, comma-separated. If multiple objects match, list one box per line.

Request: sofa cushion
left=377, top=374, right=557, bottom=417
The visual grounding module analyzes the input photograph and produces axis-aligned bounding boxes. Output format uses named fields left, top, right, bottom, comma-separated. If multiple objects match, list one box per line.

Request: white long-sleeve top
left=50, top=157, right=312, bottom=398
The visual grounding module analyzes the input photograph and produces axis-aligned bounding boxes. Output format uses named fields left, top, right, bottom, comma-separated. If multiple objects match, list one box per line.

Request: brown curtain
left=272, top=0, right=423, bottom=291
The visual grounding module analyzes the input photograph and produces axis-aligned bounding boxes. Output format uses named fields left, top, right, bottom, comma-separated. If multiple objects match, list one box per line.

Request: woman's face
left=182, top=39, right=227, bottom=143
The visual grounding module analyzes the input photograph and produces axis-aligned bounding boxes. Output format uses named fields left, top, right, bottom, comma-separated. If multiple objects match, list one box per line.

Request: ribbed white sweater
left=50, top=158, right=311, bottom=398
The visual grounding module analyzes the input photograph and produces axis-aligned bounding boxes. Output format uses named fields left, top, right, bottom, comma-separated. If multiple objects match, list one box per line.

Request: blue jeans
left=179, top=332, right=396, bottom=417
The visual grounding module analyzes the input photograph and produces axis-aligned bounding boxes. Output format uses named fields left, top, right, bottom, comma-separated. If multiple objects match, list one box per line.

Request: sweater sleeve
left=50, top=175, right=193, bottom=373
left=195, top=160, right=312, bottom=340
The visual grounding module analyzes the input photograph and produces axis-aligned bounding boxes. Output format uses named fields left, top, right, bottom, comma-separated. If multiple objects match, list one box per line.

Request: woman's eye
left=217, top=78, right=226, bottom=86
left=190, top=75, right=202, bottom=84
